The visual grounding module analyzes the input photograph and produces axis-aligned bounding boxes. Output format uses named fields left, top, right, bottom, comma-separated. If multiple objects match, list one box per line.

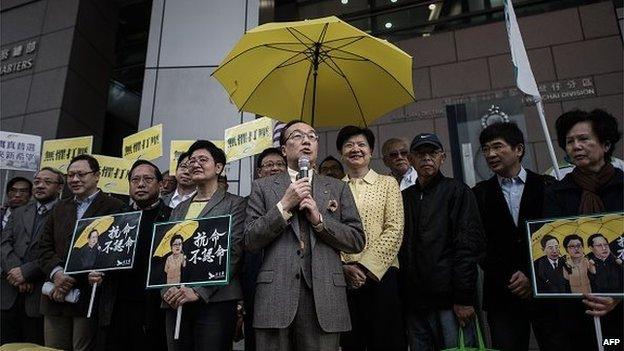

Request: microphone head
left=298, top=156, right=310, bottom=170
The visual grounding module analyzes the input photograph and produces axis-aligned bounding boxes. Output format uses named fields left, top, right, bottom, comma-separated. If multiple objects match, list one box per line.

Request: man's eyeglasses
left=286, top=130, right=319, bottom=143
left=130, top=176, right=157, bottom=185
left=66, top=171, right=95, bottom=179
left=481, top=143, right=505, bottom=154
left=8, top=188, right=30, bottom=195
left=386, top=150, right=408, bottom=159
left=566, top=243, right=583, bottom=250
left=261, top=161, right=286, bottom=169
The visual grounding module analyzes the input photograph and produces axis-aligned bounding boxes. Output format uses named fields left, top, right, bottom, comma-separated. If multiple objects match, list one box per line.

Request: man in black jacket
left=399, top=133, right=485, bottom=351
left=91, top=160, right=171, bottom=351
left=473, top=122, right=565, bottom=351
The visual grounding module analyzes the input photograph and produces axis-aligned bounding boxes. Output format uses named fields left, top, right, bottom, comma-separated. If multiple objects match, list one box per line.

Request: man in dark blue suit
left=533, top=235, right=569, bottom=294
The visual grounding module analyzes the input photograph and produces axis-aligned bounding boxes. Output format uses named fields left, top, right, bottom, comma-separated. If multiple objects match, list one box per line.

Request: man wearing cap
left=398, top=133, right=485, bottom=351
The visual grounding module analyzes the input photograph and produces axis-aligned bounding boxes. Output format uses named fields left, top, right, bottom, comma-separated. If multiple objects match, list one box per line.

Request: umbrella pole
left=310, top=43, right=320, bottom=126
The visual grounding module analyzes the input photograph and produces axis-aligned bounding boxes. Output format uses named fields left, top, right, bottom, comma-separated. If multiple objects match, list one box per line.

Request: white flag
left=504, top=0, right=540, bottom=101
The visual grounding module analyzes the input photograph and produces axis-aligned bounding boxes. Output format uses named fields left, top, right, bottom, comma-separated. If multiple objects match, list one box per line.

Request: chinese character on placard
left=582, top=78, right=592, bottom=87
left=566, top=80, right=576, bottom=89
left=25, top=41, right=37, bottom=54
left=108, top=225, right=121, bottom=239
left=101, top=166, right=114, bottom=178
left=12, top=45, right=23, bottom=57
left=44, top=151, right=54, bottom=161
left=26, top=143, right=35, bottom=152
left=227, top=137, right=236, bottom=147
left=0, top=49, right=9, bottom=61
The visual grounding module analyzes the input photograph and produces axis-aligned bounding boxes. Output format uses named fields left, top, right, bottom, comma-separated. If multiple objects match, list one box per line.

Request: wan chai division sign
left=147, top=215, right=232, bottom=289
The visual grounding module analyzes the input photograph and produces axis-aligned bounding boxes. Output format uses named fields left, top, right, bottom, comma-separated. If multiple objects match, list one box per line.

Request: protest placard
left=40, top=136, right=92, bottom=173
left=527, top=212, right=623, bottom=298
left=65, top=211, right=143, bottom=274
left=147, top=215, right=231, bottom=288
left=122, top=124, right=163, bottom=161
left=224, top=117, right=273, bottom=162
left=0, top=131, right=41, bottom=171
left=93, top=155, right=133, bottom=195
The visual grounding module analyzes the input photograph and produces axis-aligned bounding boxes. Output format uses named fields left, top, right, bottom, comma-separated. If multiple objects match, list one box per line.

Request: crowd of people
left=0, top=108, right=622, bottom=351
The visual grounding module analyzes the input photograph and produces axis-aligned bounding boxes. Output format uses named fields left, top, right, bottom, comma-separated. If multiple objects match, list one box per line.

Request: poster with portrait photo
left=146, top=215, right=232, bottom=289
left=526, top=212, right=624, bottom=298
left=64, top=211, right=142, bottom=274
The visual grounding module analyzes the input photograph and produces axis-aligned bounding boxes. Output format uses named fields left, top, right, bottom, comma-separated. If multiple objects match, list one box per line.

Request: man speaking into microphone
left=245, top=120, right=365, bottom=351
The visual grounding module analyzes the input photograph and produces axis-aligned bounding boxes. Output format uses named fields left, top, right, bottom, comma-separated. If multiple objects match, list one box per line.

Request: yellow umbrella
left=73, top=216, right=115, bottom=249
left=531, top=214, right=624, bottom=259
left=152, top=220, right=199, bottom=257
left=212, top=16, right=415, bottom=127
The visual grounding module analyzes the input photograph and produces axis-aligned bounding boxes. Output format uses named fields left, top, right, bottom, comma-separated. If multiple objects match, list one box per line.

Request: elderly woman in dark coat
left=544, top=109, right=623, bottom=351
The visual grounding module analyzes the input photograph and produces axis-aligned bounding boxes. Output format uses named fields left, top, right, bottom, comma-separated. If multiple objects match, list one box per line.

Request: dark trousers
left=103, top=299, right=167, bottom=351
left=255, top=281, right=340, bottom=351
left=487, top=299, right=565, bottom=351
left=340, top=267, right=405, bottom=351
left=165, top=300, right=238, bottom=351
left=0, top=294, right=43, bottom=345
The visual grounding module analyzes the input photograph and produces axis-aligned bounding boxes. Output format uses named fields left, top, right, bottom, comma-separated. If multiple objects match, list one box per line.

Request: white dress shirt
left=399, top=166, right=417, bottom=191
left=169, top=188, right=196, bottom=209
left=497, top=167, right=527, bottom=226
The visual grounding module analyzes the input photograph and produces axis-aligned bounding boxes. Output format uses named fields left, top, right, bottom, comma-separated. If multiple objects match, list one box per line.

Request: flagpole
left=536, top=100, right=561, bottom=179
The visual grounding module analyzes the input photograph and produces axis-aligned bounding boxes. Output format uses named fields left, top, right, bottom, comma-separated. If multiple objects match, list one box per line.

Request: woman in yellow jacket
left=336, top=125, right=406, bottom=351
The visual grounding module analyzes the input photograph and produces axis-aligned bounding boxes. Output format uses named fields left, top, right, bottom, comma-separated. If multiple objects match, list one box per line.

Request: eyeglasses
left=188, top=156, right=212, bottom=165
left=66, top=171, right=95, bottom=179
left=261, top=161, right=286, bottom=169
left=33, top=179, right=61, bottom=186
left=178, top=163, right=189, bottom=171
left=8, top=188, right=30, bottom=195
left=481, top=143, right=506, bottom=154
left=130, top=176, right=157, bottom=185
left=172, top=242, right=182, bottom=247
left=386, top=150, right=408, bottom=159
left=566, top=244, right=583, bottom=249
left=286, top=130, right=319, bottom=143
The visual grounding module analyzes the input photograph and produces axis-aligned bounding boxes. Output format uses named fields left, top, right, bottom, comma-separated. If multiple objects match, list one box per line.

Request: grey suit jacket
left=245, top=172, right=365, bottom=332
left=167, top=188, right=246, bottom=304
left=1, top=201, right=52, bottom=316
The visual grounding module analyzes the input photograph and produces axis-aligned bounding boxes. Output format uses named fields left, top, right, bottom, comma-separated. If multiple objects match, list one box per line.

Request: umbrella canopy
left=530, top=214, right=624, bottom=259
left=153, top=220, right=199, bottom=258
left=212, top=16, right=415, bottom=127
left=74, top=216, right=115, bottom=249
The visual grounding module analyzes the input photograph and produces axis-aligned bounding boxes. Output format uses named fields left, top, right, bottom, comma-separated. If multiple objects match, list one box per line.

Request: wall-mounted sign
left=0, top=39, right=38, bottom=76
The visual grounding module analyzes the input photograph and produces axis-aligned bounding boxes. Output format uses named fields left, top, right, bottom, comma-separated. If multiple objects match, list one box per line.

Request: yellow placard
left=40, top=136, right=93, bottom=173
left=93, top=154, right=133, bottom=195
left=122, top=124, right=163, bottom=161
left=169, top=140, right=194, bottom=173
left=224, top=117, right=274, bottom=162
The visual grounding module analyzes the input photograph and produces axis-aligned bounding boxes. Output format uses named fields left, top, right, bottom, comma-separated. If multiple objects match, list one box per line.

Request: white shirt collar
left=287, top=167, right=313, bottom=183
left=497, top=166, right=527, bottom=185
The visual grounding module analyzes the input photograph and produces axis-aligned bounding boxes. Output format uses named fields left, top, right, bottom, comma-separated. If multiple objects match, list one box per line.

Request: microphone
left=298, top=156, right=310, bottom=180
